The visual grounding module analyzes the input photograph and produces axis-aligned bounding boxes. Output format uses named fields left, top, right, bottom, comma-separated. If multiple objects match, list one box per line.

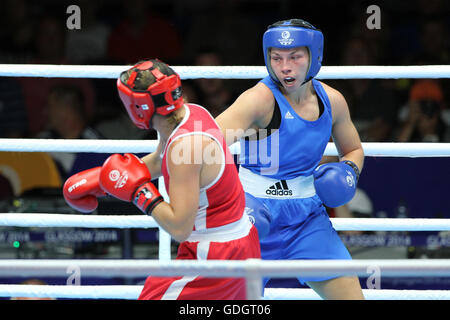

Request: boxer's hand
left=244, top=192, right=272, bottom=240
left=313, top=160, right=359, bottom=208
left=99, top=153, right=163, bottom=215
left=63, top=167, right=106, bottom=213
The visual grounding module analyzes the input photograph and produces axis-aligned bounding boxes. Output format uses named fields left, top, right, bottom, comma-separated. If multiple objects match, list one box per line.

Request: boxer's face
left=270, top=47, right=309, bottom=91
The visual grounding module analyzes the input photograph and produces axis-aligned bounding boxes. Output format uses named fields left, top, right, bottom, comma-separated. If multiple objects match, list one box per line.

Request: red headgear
left=116, top=60, right=183, bottom=129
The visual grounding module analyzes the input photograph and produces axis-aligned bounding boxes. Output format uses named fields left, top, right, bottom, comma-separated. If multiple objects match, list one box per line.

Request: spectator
left=180, top=80, right=200, bottom=104
left=183, top=0, right=261, bottom=66
left=65, top=0, right=111, bottom=64
left=0, top=0, right=35, bottom=63
left=18, top=15, right=96, bottom=136
left=107, top=0, right=182, bottom=64
left=95, top=111, right=157, bottom=140
left=37, top=85, right=103, bottom=179
left=194, top=49, right=235, bottom=117
left=0, top=78, right=28, bottom=137
left=396, top=79, right=449, bottom=142
left=32, top=14, right=67, bottom=65
left=331, top=36, right=398, bottom=142
left=0, top=174, right=14, bottom=201
left=412, top=18, right=449, bottom=65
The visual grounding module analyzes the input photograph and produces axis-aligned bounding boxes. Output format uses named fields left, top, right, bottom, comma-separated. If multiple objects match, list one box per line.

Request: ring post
left=157, top=176, right=172, bottom=260
left=245, top=259, right=262, bottom=300
left=158, top=228, right=172, bottom=260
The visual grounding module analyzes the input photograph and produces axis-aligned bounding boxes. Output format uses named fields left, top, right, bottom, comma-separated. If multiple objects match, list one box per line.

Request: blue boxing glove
left=313, top=160, right=360, bottom=208
left=244, top=192, right=272, bottom=240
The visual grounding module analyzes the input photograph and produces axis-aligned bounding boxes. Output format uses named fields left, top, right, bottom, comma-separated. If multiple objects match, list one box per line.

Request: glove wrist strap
left=133, top=182, right=164, bottom=216
left=343, top=160, right=360, bottom=182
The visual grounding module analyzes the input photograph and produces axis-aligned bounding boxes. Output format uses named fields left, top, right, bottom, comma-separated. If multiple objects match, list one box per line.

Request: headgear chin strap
left=263, top=19, right=324, bottom=85
left=116, top=60, right=183, bottom=130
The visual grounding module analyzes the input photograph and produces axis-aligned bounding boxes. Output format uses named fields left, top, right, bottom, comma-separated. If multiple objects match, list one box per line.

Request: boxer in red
left=62, top=59, right=264, bottom=300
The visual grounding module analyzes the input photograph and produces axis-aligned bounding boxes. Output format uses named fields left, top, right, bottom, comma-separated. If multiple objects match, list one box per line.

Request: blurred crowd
left=0, top=0, right=449, bottom=179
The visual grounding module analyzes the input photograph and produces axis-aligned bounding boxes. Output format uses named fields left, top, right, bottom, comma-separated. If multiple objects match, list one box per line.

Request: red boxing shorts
left=138, top=220, right=260, bottom=300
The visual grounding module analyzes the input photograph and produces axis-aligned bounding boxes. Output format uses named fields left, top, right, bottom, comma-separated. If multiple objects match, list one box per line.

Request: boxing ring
left=0, top=64, right=450, bottom=300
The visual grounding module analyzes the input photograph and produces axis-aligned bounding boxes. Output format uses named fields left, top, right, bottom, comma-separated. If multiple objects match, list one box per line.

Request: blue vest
left=239, top=77, right=332, bottom=179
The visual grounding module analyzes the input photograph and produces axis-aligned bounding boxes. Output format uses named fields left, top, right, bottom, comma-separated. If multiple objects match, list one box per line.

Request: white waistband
left=185, top=213, right=253, bottom=243
left=239, top=166, right=316, bottom=199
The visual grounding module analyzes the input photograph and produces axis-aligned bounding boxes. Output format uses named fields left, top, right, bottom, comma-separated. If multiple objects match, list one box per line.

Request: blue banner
left=340, top=233, right=450, bottom=247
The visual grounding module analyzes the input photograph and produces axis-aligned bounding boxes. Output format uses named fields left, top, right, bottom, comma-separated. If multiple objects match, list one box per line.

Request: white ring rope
left=1, top=139, right=450, bottom=157
left=1, top=259, right=450, bottom=278
left=1, top=214, right=450, bottom=231
left=2, top=285, right=450, bottom=300
left=0, top=64, right=449, bottom=79
left=0, top=213, right=157, bottom=229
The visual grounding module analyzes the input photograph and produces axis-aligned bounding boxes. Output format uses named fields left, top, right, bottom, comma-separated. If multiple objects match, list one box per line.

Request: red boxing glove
left=99, top=153, right=163, bottom=215
left=63, top=167, right=106, bottom=213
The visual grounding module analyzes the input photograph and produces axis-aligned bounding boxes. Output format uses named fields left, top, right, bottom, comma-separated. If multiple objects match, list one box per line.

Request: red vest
left=161, top=104, right=245, bottom=230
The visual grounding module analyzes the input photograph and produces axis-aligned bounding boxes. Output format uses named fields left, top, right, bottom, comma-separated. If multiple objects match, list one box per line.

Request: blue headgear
left=263, top=19, right=324, bottom=84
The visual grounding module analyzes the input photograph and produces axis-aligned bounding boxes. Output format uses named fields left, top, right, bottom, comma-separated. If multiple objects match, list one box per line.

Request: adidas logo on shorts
left=265, top=180, right=293, bottom=196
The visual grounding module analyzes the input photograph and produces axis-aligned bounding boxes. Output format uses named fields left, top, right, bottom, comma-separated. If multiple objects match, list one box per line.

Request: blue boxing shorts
left=238, top=166, right=352, bottom=289
left=258, top=195, right=352, bottom=287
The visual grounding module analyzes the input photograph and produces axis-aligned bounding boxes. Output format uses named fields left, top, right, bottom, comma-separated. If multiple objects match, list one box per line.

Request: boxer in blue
left=216, top=19, right=365, bottom=299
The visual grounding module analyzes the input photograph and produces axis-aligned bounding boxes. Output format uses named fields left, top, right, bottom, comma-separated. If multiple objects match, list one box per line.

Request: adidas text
left=265, top=180, right=292, bottom=196
left=265, top=189, right=293, bottom=196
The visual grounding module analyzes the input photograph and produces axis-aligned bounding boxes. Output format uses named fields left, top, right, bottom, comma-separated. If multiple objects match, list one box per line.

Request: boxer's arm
left=325, top=83, right=364, bottom=171
left=151, top=137, right=201, bottom=242
left=215, top=83, right=275, bottom=146
left=312, top=83, right=364, bottom=208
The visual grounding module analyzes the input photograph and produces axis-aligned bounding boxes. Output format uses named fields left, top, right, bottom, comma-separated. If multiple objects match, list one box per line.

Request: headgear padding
left=116, top=59, right=183, bottom=130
